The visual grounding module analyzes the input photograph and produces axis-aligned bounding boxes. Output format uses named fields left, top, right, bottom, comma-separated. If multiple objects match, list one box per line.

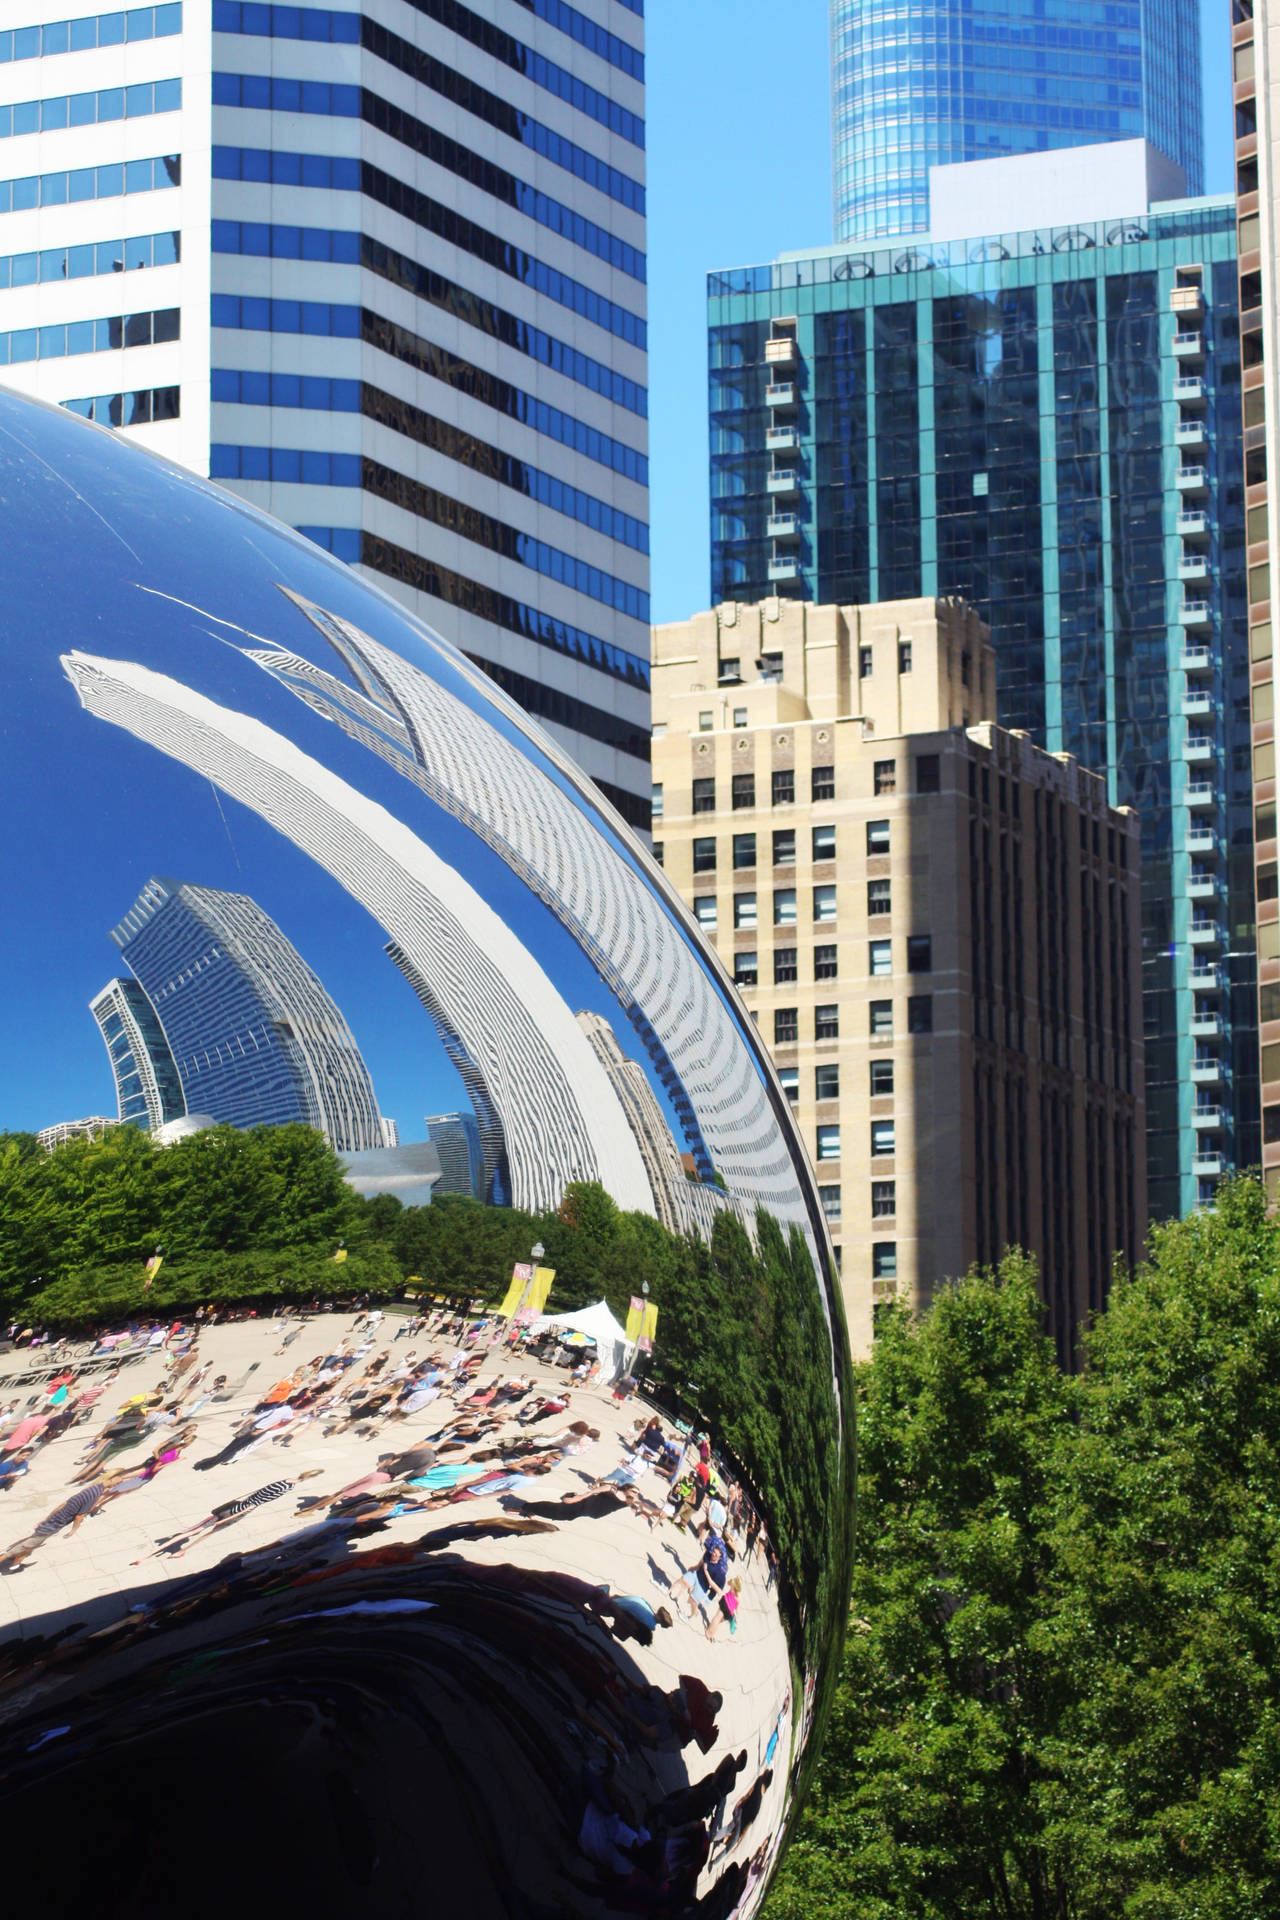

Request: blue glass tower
left=832, top=0, right=1204, bottom=241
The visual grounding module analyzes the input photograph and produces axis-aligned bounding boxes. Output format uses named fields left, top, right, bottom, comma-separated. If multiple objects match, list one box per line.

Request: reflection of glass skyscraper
left=424, top=1111, right=485, bottom=1199
left=832, top=0, right=1203, bottom=241
left=109, top=877, right=385, bottom=1149
left=90, top=975, right=186, bottom=1131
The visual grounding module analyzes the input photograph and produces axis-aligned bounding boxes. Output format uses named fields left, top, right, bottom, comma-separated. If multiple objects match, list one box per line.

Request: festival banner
left=625, top=1295, right=645, bottom=1342
left=496, top=1262, right=534, bottom=1318
left=528, top=1265, right=556, bottom=1315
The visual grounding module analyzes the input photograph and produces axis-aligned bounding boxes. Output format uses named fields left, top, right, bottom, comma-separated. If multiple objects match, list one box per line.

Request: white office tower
left=0, top=0, right=650, bottom=822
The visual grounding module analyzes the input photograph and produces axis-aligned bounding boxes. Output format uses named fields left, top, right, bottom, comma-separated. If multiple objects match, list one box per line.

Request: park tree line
left=766, top=1174, right=1280, bottom=1920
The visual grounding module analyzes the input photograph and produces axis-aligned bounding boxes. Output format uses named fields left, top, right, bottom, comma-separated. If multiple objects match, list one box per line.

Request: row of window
left=0, top=305, right=178, bottom=365
left=211, top=70, right=646, bottom=285
left=0, top=76, right=180, bottom=139
left=0, top=228, right=178, bottom=292
left=64, top=383, right=179, bottom=426
left=781, top=1059, right=896, bottom=1101
left=684, top=748, right=938, bottom=803
left=2, top=5, right=180, bottom=60
left=298, top=528, right=651, bottom=708
left=805, top=1122, right=896, bottom=1162
left=211, top=445, right=361, bottom=488
left=697, top=890, right=927, bottom=938
left=0, top=151, right=179, bottom=214
left=210, top=155, right=647, bottom=419
left=213, top=0, right=644, bottom=138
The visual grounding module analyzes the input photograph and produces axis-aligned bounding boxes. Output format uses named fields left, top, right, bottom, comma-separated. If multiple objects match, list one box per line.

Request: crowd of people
left=0, top=1298, right=790, bottom=1914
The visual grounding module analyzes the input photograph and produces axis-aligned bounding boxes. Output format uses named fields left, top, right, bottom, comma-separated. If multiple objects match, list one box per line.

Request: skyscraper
left=709, top=143, right=1257, bottom=1222
left=0, top=0, right=650, bottom=822
left=831, top=0, right=1204, bottom=241
left=109, top=875, right=387, bottom=1148
left=90, top=973, right=186, bottom=1131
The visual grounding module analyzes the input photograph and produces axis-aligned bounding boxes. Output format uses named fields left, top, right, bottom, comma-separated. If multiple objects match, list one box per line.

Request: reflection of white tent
left=531, top=1301, right=630, bottom=1381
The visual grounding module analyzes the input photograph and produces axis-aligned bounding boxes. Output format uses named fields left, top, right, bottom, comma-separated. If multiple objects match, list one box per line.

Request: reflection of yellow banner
left=625, top=1295, right=644, bottom=1342
left=496, top=1262, right=534, bottom=1318
left=641, top=1301, right=659, bottom=1343
left=529, top=1266, right=555, bottom=1315
left=332, top=1247, right=348, bottom=1264
left=145, top=1254, right=163, bottom=1276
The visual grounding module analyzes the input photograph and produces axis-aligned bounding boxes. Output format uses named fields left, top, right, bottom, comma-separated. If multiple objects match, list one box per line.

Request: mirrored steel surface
left=0, top=389, right=853, bottom=1918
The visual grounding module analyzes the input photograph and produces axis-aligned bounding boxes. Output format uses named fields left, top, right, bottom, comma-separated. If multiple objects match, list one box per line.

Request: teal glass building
left=708, top=191, right=1257, bottom=1222
left=832, top=0, right=1204, bottom=241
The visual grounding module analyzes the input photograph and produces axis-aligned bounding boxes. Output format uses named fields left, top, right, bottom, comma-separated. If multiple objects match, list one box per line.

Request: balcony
left=1172, top=331, right=1204, bottom=360
left=1192, top=1104, right=1223, bottom=1129
left=1184, top=690, right=1213, bottom=716
left=764, top=337, right=795, bottom=367
left=766, top=512, right=799, bottom=539
left=1186, top=826, right=1217, bottom=853
left=1190, top=962, right=1220, bottom=988
left=1186, top=781, right=1216, bottom=808
left=1175, top=420, right=1206, bottom=448
left=767, top=556, right=799, bottom=582
left=766, top=426, right=799, bottom=453
left=1188, top=873, right=1219, bottom=899
left=1190, top=1011, right=1223, bottom=1037
left=1193, top=1153, right=1225, bottom=1177
left=1179, top=554, right=1208, bottom=581
left=1180, top=599, right=1212, bottom=626
left=1184, top=735, right=1214, bottom=761
left=1189, top=919, right=1222, bottom=945
left=765, top=382, right=796, bottom=408
left=1192, top=1059, right=1223, bottom=1084
left=1178, top=510, right=1209, bottom=540
left=1174, top=374, right=1206, bottom=405
left=1180, top=643, right=1212, bottom=672
left=1176, top=464, right=1208, bottom=493
left=1171, top=285, right=1204, bottom=316
left=766, top=468, right=798, bottom=495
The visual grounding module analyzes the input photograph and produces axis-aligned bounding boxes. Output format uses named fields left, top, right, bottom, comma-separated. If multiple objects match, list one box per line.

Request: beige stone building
left=651, top=597, right=1146, bottom=1360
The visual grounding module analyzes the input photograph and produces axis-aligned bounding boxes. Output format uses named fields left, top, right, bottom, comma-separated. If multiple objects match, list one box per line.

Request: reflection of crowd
left=0, top=1302, right=791, bottom=1915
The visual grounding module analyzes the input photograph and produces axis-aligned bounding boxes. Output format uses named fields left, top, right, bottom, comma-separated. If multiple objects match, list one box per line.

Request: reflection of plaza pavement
left=0, top=1314, right=793, bottom=1914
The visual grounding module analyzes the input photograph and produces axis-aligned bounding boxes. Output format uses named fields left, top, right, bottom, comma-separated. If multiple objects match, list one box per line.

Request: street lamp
left=531, top=1242, right=545, bottom=1263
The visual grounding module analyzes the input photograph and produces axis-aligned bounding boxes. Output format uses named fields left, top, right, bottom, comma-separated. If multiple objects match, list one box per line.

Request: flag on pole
left=143, top=1252, right=163, bottom=1292
left=496, top=1262, right=534, bottom=1318
left=640, top=1300, right=659, bottom=1344
left=529, top=1266, right=556, bottom=1315
left=625, top=1295, right=645, bottom=1342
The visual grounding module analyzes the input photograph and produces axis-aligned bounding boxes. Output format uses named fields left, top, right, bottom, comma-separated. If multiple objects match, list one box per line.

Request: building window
left=871, top=1120, right=896, bottom=1156
left=772, top=768, right=795, bottom=806
left=734, top=950, right=757, bottom=987
left=814, top=943, right=838, bottom=980
left=650, top=782, right=663, bottom=819
left=812, top=823, right=836, bottom=861
left=870, top=1059, right=894, bottom=1096
left=866, top=819, right=890, bottom=856
left=907, top=935, right=932, bottom=973
left=916, top=755, right=940, bottom=794
left=652, top=841, right=663, bottom=866
left=814, top=884, right=837, bottom=922
left=859, top=645, right=873, bottom=678
left=812, top=764, right=835, bottom=801
left=872, top=1179, right=896, bottom=1218
left=819, top=1183, right=841, bottom=1221
left=774, top=888, right=797, bottom=926
left=719, top=656, right=740, bottom=683
left=774, top=1007, right=798, bottom=1044
left=692, top=837, right=716, bottom=874
left=961, top=650, right=971, bottom=687
left=778, top=1066, right=798, bottom=1102
left=692, top=777, right=715, bottom=814
left=760, top=651, right=783, bottom=680
left=734, top=892, right=758, bottom=929
left=774, top=946, right=798, bottom=984
left=869, top=999, right=893, bottom=1036
left=733, top=706, right=748, bottom=727
left=693, top=897, right=718, bottom=933
left=773, top=828, right=796, bottom=865
left=874, top=759, right=896, bottom=795
left=816, top=1124, right=841, bottom=1161
left=868, top=879, right=892, bottom=916
left=815, top=1003, right=839, bottom=1040
left=732, top=773, right=755, bottom=809
left=869, top=939, right=892, bottom=976
left=699, top=710, right=713, bottom=732
left=815, top=1063, right=839, bottom=1101
left=898, top=641, right=912, bottom=673
left=732, top=832, right=756, bottom=869
left=872, top=1242, right=897, bottom=1279
left=908, top=995, right=933, bottom=1033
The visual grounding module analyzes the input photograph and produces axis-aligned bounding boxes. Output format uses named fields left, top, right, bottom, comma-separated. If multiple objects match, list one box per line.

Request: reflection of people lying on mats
left=708, top=1768, right=773, bottom=1862
left=135, top=1476, right=308, bottom=1559
left=508, top=1482, right=651, bottom=1522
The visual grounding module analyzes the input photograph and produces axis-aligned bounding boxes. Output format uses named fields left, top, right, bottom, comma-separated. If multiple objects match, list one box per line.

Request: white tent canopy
left=530, top=1300, right=631, bottom=1380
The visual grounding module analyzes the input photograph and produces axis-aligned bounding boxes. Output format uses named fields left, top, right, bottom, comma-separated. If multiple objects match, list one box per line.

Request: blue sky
left=645, top=0, right=1239, bottom=629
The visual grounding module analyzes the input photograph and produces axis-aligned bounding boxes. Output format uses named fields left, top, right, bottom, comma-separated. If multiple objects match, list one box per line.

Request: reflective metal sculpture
left=0, top=389, right=853, bottom=1916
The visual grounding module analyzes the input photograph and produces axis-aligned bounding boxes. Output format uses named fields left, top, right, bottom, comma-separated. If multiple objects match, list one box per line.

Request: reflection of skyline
left=245, top=591, right=806, bottom=1238
left=102, top=878, right=385, bottom=1151
left=61, top=651, right=653, bottom=1219
left=90, top=975, right=186, bottom=1133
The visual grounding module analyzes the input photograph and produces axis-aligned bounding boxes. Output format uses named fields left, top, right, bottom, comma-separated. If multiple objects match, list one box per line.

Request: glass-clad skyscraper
left=708, top=160, right=1257, bottom=1223
left=832, top=0, right=1204, bottom=241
